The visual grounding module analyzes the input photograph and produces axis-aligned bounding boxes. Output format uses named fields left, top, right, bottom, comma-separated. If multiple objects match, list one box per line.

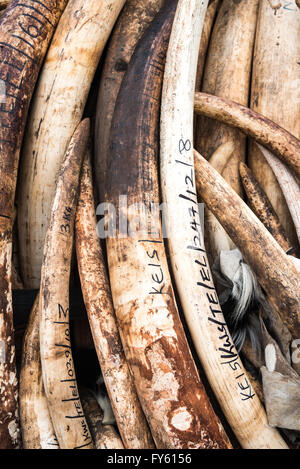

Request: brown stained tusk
left=239, top=162, right=292, bottom=253
left=0, top=0, right=68, bottom=449
left=194, top=149, right=300, bottom=341
left=39, top=119, right=94, bottom=450
left=195, top=0, right=259, bottom=196
left=20, top=295, right=59, bottom=449
left=248, top=0, right=300, bottom=246
left=75, top=154, right=154, bottom=449
left=81, top=389, right=124, bottom=450
left=95, top=0, right=164, bottom=204
left=160, top=0, right=287, bottom=449
left=258, top=145, right=300, bottom=246
left=195, top=0, right=220, bottom=91
left=18, top=0, right=126, bottom=290
left=194, top=92, right=300, bottom=181
left=106, top=1, right=231, bottom=449
left=195, top=143, right=235, bottom=264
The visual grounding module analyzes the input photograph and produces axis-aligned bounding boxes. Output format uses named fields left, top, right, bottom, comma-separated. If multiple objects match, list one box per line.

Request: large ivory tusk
left=239, top=162, right=292, bottom=253
left=194, top=92, right=300, bottom=181
left=95, top=0, right=164, bottom=203
left=258, top=145, right=300, bottom=246
left=81, top=389, right=124, bottom=450
left=195, top=0, right=219, bottom=91
left=195, top=149, right=300, bottom=341
left=196, top=0, right=259, bottom=196
left=75, top=154, right=154, bottom=449
left=0, top=0, right=67, bottom=449
left=160, top=0, right=287, bottom=449
left=106, top=1, right=231, bottom=449
left=18, top=0, right=126, bottom=289
left=20, top=296, right=59, bottom=449
left=40, top=119, right=94, bottom=450
left=248, top=0, right=300, bottom=246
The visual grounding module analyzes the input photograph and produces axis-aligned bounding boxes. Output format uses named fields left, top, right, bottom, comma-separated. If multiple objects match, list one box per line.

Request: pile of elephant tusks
left=0, top=0, right=299, bottom=450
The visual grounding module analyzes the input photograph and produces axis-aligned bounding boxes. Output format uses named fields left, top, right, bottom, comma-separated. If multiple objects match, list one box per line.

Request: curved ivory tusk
left=75, top=154, right=154, bottom=449
left=106, top=1, right=231, bottom=449
left=0, top=0, right=67, bottom=449
left=40, top=119, right=94, bottom=450
left=160, top=0, right=287, bottom=449
left=20, top=296, right=59, bottom=449
left=194, top=92, right=300, bottom=181
left=195, top=143, right=235, bottom=264
left=248, top=0, right=300, bottom=245
left=202, top=141, right=235, bottom=175
left=239, top=162, right=292, bottom=253
left=81, top=389, right=124, bottom=450
left=18, top=0, right=126, bottom=289
left=195, top=0, right=219, bottom=91
left=258, top=145, right=300, bottom=245
left=196, top=0, right=259, bottom=196
left=195, top=149, right=300, bottom=341
left=95, top=0, right=164, bottom=203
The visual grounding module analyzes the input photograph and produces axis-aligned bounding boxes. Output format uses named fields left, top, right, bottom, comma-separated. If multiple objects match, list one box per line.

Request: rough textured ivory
left=258, top=145, right=300, bottom=245
left=196, top=0, right=259, bottom=196
left=249, top=0, right=300, bottom=246
left=194, top=93, right=300, bottom=180
left=40, top=120, right=94, bottom=450
left=20, top=296, right=59, bottom=449
left=160, top=0, right=287, bottom=449
left=76, top=155, right=154, bottom=449
left=239, top=162, right=292, bottom=252
left=0, top=0, right=67, bottom=449
left=18, top=0, right=126, bottom=289
left=195, top=150, right=300, bottom=342
left=95, top=0, right=164, bottom=203
left=106, top=1, right=231, bottom=449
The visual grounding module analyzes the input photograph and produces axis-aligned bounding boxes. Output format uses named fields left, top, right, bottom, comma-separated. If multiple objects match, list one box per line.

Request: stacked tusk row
left=0, top=0, right=299, bottom=450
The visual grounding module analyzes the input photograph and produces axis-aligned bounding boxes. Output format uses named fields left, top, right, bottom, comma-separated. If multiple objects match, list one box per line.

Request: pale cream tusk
left=258, top=144, right=300, bottom=245
left=160, top=0, right=287, bottom=449
left=20, top=295, right=59, bottom=449
left=106, top=1, right=231, bottom=449
left=95, top=0, right=164, bottom=203
left=40, top=119, right=94, bottom=450
left=248, top=0, right=300, bottom=246
left=0, top=0, right=68, bottom=449
left=18, top=0, right=126, bottom=289
left=196, top=0, right=259, bottom=196
left=75, top=154, right=154, bottom=449
left=203, top=141, right=235, bottom=175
